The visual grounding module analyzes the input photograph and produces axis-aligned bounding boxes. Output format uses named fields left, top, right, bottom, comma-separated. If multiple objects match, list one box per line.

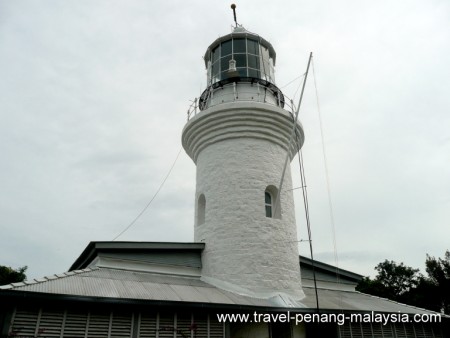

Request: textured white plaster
left=182, top=101, right=305, bottom=300
left=182, top=102, right=304, bottom=163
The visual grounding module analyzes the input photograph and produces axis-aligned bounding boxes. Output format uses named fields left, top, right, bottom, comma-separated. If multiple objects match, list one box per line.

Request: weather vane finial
left=231, top=4, right=237, bottom=27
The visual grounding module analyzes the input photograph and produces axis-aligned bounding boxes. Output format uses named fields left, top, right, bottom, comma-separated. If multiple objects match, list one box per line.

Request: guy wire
left=112, top=147, right=182, bottom=241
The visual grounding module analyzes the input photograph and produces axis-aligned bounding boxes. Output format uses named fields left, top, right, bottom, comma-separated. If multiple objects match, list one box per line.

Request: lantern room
left=205, top=26, right=276, bottom=84
left=199, top=26, right=284, bottom=110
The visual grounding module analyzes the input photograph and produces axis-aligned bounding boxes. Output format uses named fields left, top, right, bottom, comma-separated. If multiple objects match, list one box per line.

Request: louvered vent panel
left=422, top=323, right=438, bottom=338
left=9, top=307, right=39, bottom=337
left=350, top=323, right=363, bottom=338
left=431, top=323, right=443, bottom=338
left=139, top=312, right=157, bottom=338
left=360, top=323, right=372, bottom=337
left=193, top=314, right=208, bottom=338
left=404, top=323, right=415, bottom=337
left=381, top=323, right=395, bottom=338
left=38, top=309, right=65, bottom=337
left=338, top=322, right=352, bottom=338
left=414, top=323, right=428, bottom=338
left=209, top=315, right=224, bottom=338
left=371, top=322, right=384, bottom=337
left=393, top=322, right=407, bottom=338
left=176, top=313, right=193, bottom=338
left=158, top=313, right=175, bottom=338
left=63, top=311, right=88, bottom=337
left=87, top=311, right=111, bottom=337
left=111, top=312, right=133, bottom=337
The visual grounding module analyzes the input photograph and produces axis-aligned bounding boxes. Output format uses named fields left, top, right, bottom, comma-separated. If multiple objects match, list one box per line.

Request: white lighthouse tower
left=182, top=22, right=305, bottom=303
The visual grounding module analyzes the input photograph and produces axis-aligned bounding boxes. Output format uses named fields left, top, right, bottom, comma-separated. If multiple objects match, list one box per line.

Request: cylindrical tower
left=182, top=26, right=305, bottom=302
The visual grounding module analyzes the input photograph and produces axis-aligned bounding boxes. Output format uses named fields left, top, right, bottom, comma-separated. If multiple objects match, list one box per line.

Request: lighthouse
left=3, top=10, right=447, bottom=338
left=182, top=23, right=305, bottom=303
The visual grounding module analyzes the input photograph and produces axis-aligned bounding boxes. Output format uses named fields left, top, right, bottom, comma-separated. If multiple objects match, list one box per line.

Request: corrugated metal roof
left=0, top=267, right=442, bottom=316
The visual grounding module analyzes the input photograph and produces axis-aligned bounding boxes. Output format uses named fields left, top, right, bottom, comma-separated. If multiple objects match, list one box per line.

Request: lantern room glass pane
left=233, top=38, right=246, bottom=53
left=212, top=61, right=219, bottom=78
left=221, top=40, right=232, bottom=56
left=234, top=54, right=247, bottom=68
left=261, top=59, right=271, bottom=80
left=248, top=55, right=259, bottom=69
left=220, top=55, right=232, bottom=72
left=247, top=39, right=259, bottom=55
left=237, top=68, right=247, bottom=77
left=220, top=70, right=229, bottom=80
left=248, top=69, right=260, bottom=78
left=212, top=47, right=219, bottom=63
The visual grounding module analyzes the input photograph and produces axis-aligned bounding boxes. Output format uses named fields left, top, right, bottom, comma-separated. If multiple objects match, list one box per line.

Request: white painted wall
left=183, top=101, right=305, bottom=301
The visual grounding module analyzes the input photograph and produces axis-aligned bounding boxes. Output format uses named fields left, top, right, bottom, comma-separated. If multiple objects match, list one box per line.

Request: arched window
left=265, top=186, right=281, bottom=219
left=197, top=194, right=206, bottom=225
left=265, top=192, right=273, bottom=218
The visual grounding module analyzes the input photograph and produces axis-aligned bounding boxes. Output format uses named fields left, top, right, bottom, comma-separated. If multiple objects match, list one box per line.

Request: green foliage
left=356, top=260, right=421, bottom=302
left=0, top=265, right=27, bottom=285
left=408, top=277, right=442, bottom=313
left=356, top=251, right=450, bottom=315
left=374, top=260, right=421, bottom=298
left=425, top=250, right=450, bottom=314
left=356, top=276, right=386, bottom=298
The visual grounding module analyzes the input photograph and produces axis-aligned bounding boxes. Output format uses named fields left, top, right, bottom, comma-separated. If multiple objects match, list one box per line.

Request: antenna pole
left=273, top=52, right=313, bottom=218
left=231, top=4, right=237, bottom=27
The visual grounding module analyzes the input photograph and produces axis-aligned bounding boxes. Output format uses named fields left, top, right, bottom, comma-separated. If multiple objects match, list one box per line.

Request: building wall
left=229, top=321, right=306, bottom=338
left=3, top=305, right=309, bottom=338
left=4, top=306, right=224, bottom=338
left=337, top=321, right=446, bottom=338
left=2, top=304, right=447, bottom=338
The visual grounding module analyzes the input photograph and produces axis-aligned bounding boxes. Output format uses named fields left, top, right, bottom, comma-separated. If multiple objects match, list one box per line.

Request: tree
left=0, top=265, right=27, bottom=285
left=357, top=253, right=450, bottom=314
left=356, top=276, right=387, bottom=298
left=425, top=251, right=450, bottom=314
left=356, top=260, right=421, bottom=302
left=374, top=260, right=421, bottom=299
left=407, top=276, right=442, bottom=313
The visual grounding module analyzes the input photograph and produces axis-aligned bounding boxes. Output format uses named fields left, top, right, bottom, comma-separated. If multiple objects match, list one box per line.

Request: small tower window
left=265, top=192, right=272, bottom=218
left=197, top=194, right=206, bottom=225
left=265, top=186, right=281, bottom=219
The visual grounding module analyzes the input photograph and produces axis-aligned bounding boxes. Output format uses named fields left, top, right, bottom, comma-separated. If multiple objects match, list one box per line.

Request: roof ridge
left=0, top=267, right=98, bottom=290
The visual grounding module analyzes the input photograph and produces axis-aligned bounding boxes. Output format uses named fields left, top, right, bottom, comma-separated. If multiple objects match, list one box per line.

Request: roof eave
left=300, top=256, right=364, bottom=282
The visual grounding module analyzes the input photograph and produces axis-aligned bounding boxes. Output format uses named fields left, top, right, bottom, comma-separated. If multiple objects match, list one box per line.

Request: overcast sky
left=1, top=0, right=449, bottom=281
